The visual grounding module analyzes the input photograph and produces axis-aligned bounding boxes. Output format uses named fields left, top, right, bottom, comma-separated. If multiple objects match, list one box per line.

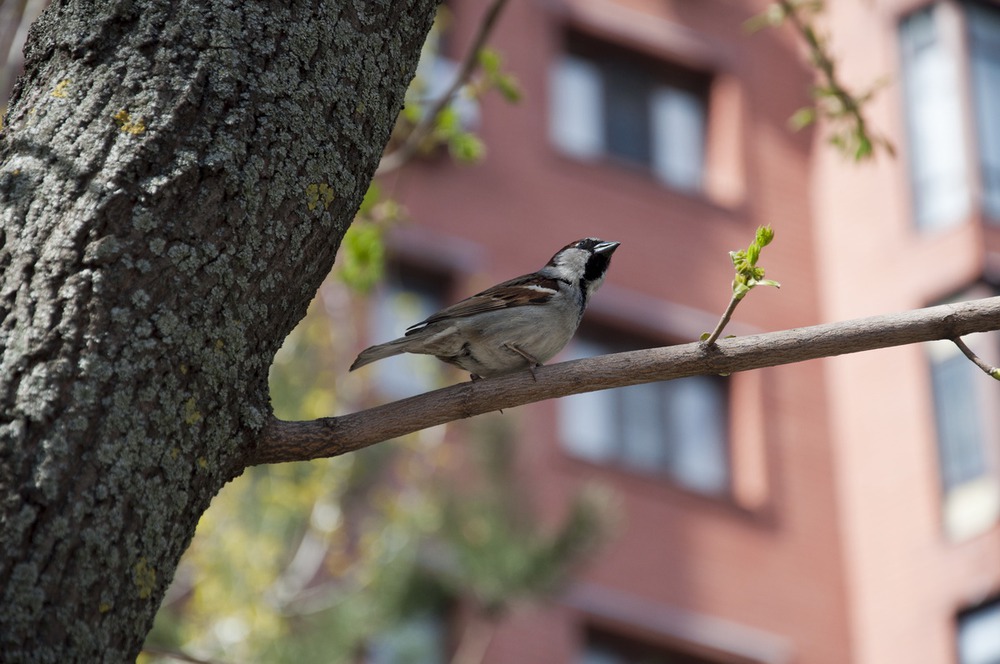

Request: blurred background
left=6, top=0, right=1000, bottom=662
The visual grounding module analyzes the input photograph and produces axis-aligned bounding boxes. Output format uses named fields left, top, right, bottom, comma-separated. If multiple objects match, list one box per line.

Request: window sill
left=556, top=450, right=776, bottom=524
left=547, top=148, right=747, bottom=218
left=943, top=476, right=1000, bottom=543
left=564, top=582, right=793, bottom=664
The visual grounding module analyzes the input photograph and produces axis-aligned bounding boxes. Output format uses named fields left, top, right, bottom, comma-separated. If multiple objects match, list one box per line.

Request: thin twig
left=249, top=297, right=1000, bottom=466
left=376, top=0, right=509, bottom=176
left=703, top=295, right=741, bottom=346
left=774, top=0, right=891, bottom=158
left=778, top=0, right=868, bottom=133
left=952, top=336, right=1000, bottom=380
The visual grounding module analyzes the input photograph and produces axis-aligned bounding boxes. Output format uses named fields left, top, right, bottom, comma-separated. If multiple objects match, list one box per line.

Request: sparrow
left=350, top=238, right=620, bottom=380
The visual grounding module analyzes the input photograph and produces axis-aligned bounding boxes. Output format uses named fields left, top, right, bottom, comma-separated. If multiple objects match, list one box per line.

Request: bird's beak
left=595, top=240, right=620, bottom=255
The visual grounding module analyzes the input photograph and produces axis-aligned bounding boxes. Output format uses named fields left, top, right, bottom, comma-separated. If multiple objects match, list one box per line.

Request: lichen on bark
left=0, top=0, right=440, bottom=660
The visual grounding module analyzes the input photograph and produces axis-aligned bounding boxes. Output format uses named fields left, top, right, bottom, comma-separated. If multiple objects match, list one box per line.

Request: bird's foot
left=503, top=343, right=541, bottom=382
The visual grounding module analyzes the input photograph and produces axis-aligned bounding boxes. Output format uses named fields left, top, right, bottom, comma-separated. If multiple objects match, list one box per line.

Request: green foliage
left=729, top=225, right=780, bottom=301
left=788, top=105, right=816, bottom=131
left=432, top=423, right=615, bottom=617
left=448, top=130, right=487, bottom=163
left=385, top=7, right=520, bottom=169
left=337, top=183, right=408, bottom=293
left=339, top=216, right=386, bottom=292
left=432, top=106, right=487, bottom=164
left=146, top=439, right=449, bottom=662
left=345, top=5, right=526, bottom=293
left=477, top=47, right=523, bottom=103
left=744, top=0, right=822, bottom=32
left=747, top=0, right=895, bottom=161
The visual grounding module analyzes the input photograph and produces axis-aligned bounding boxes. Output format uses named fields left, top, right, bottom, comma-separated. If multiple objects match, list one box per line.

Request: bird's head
left=543, top=237, right=620, bottom=298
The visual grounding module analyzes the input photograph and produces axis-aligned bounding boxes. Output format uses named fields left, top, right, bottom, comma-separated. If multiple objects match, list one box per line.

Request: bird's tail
left=349, top=337, right=412, bottom=371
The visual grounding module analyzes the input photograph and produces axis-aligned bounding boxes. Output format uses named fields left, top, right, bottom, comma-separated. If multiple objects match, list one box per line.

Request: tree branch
left=777, top=0, right=864, bottom=124
left=952, top=336, right=1000, bottom=381
left=760, top=0, right=893, bottom=159
left=250, top=297, right=1000, bottom=467
left=375, top=0, right=509, bottom=176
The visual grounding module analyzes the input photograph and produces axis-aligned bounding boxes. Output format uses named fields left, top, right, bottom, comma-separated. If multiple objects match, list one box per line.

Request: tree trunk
left=0, top=1, right=438, bottom=660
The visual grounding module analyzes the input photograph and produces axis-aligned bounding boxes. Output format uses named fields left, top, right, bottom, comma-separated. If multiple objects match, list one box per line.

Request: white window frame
left=549, top=55, right=605, bottom=159
left=899, top=2, right=973, bottom=231
left=548, top=36, right=709, bottom=193
left=558, top=334, right=730, bottom=497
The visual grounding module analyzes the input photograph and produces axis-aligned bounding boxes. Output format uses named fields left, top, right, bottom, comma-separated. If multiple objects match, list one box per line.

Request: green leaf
left=477, top=48, right=523, bottom=104
left=496, top=74, right=523, bottom=103
left=358, top=182, right=381, bottom=217
left=434, top=105, right=461, bottom=135
left=338, top=222, right=385, bottom=292
left=854, top=132, right=873, bottom=161
left=743, top=3, right=788, bottom=33
left=756, top=225, right=775, bottom=246
left=478, top=47, right=502, bottom=75
left=729, top=249, right=745, bottom=269
left=448, top=132, right=485, bottom=163
left=727, top=225, right=778, bottom=300
left=788, top=106, right=816, bottom=131
left=401, top=103, right=422, bottom=124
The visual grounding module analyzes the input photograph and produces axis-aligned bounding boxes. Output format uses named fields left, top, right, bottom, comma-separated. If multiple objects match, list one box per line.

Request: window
left=926, top=321, right=1000, bottom=540
left=558, top=331, right=730, bottom=496
left=968, top=2, right=1000, bottom=220
left=899, top=4, right=971, bottom=230
left=369, top=265, right=450, bottom=399
left=549, top=33, right=709, bottom=192
left=581, top=627, right=724, bottom=664
left=899, top=1, right=1000, bottom=228
left=958, top=599, right=1000, bottom=664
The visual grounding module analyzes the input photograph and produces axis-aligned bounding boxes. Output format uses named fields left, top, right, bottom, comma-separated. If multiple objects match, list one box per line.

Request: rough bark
left=0, top=0, right=439, bottom=660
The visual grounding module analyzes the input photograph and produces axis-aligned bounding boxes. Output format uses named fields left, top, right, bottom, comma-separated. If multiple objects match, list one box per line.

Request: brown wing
left=405, top=274, right=562, bottom=335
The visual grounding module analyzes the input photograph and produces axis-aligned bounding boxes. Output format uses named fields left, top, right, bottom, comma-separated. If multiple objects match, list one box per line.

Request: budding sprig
left=703, top=225, right=780, bottom=346
left=730, top=225, right=780, bottom=301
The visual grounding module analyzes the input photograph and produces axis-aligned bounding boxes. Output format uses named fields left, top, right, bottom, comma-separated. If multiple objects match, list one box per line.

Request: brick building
left=360, top=1, right=1000, bottom=662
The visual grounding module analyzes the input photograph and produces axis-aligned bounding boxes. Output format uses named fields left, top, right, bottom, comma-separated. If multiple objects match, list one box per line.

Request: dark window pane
left=603, top=60, right=652, bottom=165
left=557, top=31, right=709, bottom=189
left=958, top=598, right=1000, bottom=664
left=967, top=1, right=1000, bottom=220
left=581, top=628, right=725, bottom=664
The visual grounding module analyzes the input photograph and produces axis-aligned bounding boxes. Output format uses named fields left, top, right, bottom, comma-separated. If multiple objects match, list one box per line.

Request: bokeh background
left=5, top=1, right=1000, bottom=662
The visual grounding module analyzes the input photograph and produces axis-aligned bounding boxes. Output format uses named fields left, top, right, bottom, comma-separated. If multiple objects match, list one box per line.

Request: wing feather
left=405, top=275, right=562, bottom=335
